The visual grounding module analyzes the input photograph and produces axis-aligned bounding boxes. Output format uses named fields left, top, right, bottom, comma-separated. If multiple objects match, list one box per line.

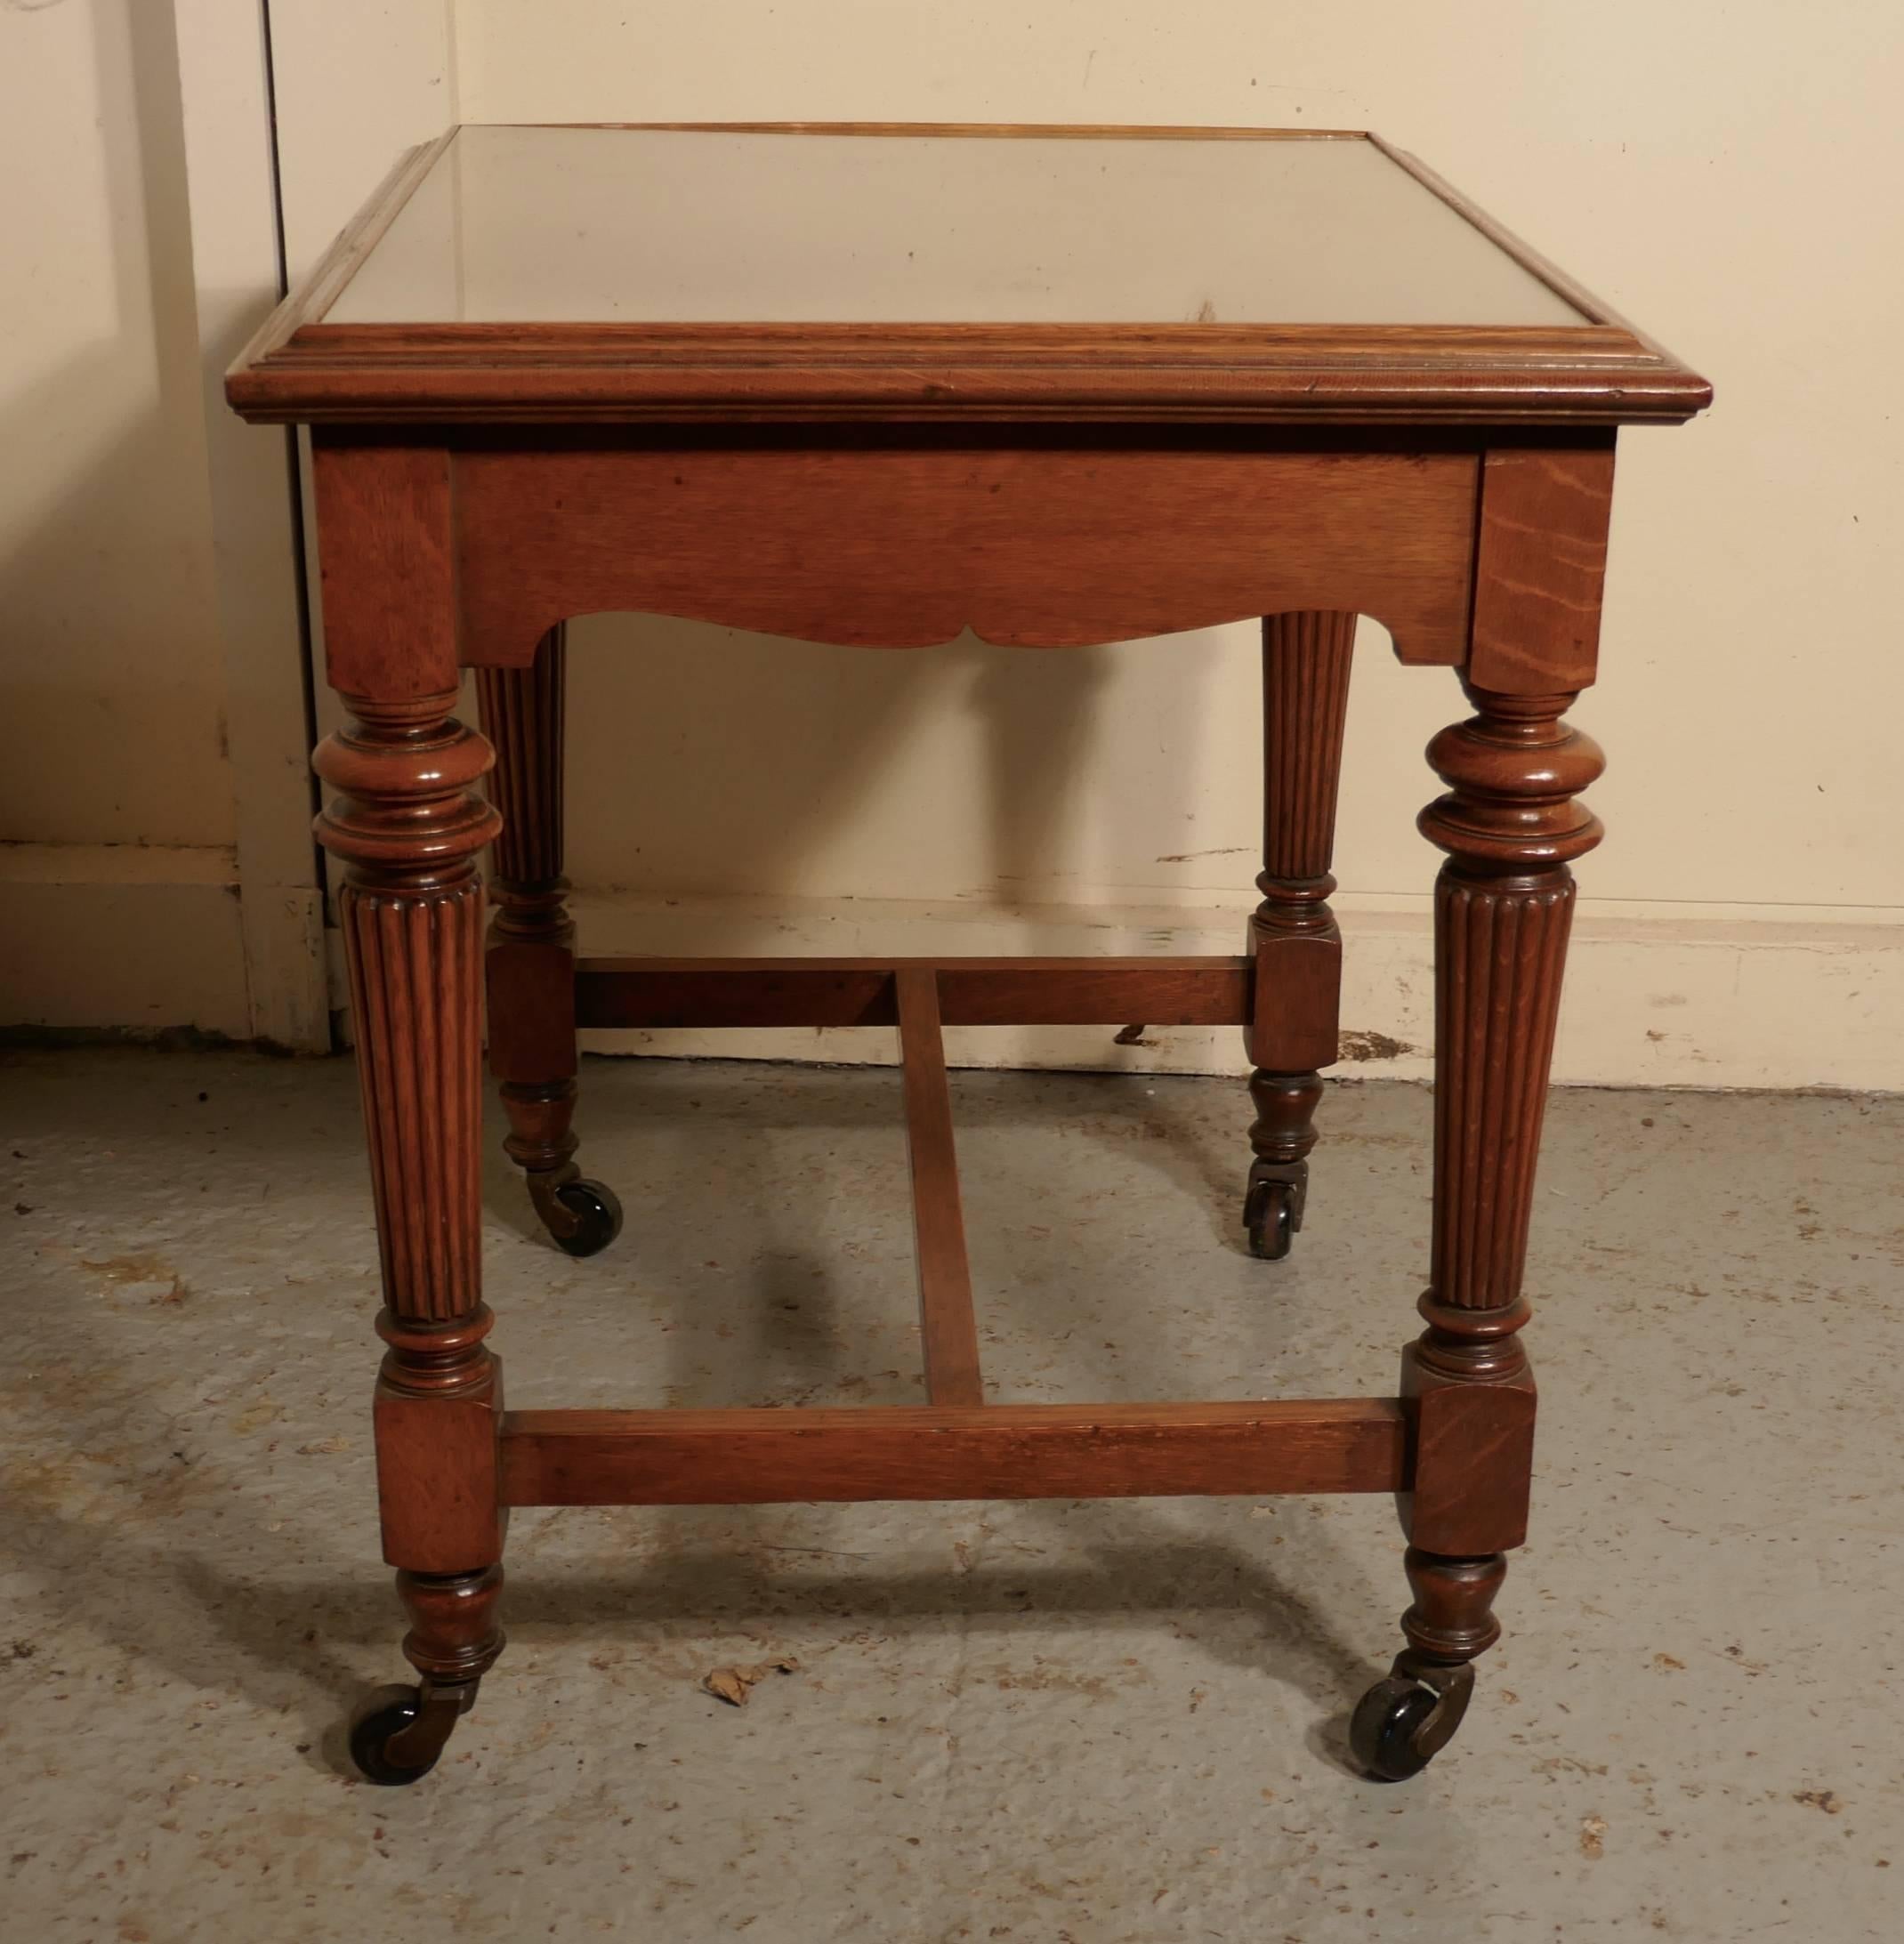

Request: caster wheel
left=348, top=1684, right=441, bottom=1787
left=1349, top=1676, right=1440, bottom=1783
left=551, top=1178, right=624, bottom=1258
left=1245, top=1179, right=1296, bottom=1261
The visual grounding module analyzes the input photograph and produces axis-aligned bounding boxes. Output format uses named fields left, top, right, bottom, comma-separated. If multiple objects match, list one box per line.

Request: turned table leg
left=313, top=692, right=510, bottom=1785
left=1244, top=611, right=1355, bottom=1259
left=477, top=625, right=624, bottom=1257
left=1350, top=681, right=1604, bottom=1781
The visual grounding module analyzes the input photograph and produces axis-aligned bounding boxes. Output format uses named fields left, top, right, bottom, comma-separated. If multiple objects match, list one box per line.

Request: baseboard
left=538, top=890, right=1904, bottom=1093
left=0, top=845, right=252, bottom=1041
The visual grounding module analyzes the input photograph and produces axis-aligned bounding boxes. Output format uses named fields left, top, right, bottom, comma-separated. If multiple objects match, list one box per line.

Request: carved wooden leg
left=477, top=626, right=622, bottom=1257
left=1351, top=682, right=1603, bottom=1781
left=1244, top=611, right=1355, bottom=1259
left=313, top=693, right=510, bottom=1785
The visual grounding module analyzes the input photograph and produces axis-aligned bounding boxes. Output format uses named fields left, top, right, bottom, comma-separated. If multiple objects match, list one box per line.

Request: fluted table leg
left=1351, top=680, right=1604, bottom=1781
left=313, top=692, right=510, bottom=1785
left=477, top=625, right=624, bottom=1257
left=1244, top=611, right=1355, bottom=1260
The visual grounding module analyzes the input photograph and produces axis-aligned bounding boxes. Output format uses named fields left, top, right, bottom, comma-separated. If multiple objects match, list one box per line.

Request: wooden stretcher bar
left=573, top=954, right=1254, bottom=1029
left=534, top=950, right=1410, bottom=1518
left=894, top=969, right=985, bottom=1407
left=497, top=1399, right=1409, bottom=1506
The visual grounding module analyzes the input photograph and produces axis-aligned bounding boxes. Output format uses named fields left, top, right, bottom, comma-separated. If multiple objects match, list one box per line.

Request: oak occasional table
left=228, top=123, right=1709, bottom=1786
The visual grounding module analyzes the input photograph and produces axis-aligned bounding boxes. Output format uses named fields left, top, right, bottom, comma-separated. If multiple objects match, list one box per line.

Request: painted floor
left=3, top=1048, right=1900, bottom=1943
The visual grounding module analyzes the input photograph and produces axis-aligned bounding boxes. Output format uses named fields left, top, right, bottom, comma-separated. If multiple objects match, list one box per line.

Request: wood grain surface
left=226, top=125, right=1709, bottom=427
left=895, top=971, right=984, bottom=1408
left=500, top=1400, right=1410, bottom=1505
left=1466, top=446, right=1617, bottom=695
left=574, top=956, right=1254, bottom=1029
left=450, top=441, right=1479, bottom=661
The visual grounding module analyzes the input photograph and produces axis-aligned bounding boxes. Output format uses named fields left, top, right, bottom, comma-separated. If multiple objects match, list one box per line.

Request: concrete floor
left=2, top=1047, right=1900, bottom=1943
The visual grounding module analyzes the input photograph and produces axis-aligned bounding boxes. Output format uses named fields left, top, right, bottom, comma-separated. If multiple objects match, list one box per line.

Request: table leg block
left=487, top=936, right=578, bottom=1089
left=1399, top=1347, right=1537, bottom=1557
left=375, top=1356, right=508, bottom=1572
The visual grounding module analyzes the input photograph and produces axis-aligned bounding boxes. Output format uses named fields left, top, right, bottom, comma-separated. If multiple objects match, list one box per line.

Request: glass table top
left=324, top=125, right=1590, bottom=330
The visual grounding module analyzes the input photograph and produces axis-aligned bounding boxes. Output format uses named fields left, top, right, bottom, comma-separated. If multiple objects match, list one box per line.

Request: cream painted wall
left=0, top=0, right=245, bottom=1036
left=0, top=1, right=321, bottom=1045
left=429, top=2, right=1904, bottom=1085
left=260, top=0, right=460, bottom=803
left=0, top=0, right=230, bottom=853
left=18, top=4, right=1894, bottom=1082
left=0, top=0, right=458, bottom=1041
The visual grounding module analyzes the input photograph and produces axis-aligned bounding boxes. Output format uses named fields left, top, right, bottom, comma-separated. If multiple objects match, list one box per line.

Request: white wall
left=0, top=0, right=451, bottom=1045
left=0, top=0, right=322, bottom=1046
left=0, top=0, right=247, bottom=1033
left=10, top=4, right=1901, bottom=1087
left=436, top=1, right=1904, bottom=1087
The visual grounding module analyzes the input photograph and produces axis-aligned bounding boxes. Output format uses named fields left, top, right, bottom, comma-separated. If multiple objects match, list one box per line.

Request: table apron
left=441, top=441, right=1480, bottom=665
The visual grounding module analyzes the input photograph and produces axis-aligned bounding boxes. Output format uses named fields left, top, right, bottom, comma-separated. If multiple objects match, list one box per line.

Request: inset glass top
left=325, top=125, right=1588, bottom=330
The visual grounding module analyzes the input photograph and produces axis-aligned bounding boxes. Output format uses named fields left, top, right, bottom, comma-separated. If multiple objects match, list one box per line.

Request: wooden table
left=228, top=123, right=1709, bottom=1786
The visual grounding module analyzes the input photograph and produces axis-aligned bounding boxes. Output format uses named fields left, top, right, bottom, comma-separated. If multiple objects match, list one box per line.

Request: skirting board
left=500, top=891, right=1904, bottom=1093
left=0, top=844, right=324, bottom=1049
